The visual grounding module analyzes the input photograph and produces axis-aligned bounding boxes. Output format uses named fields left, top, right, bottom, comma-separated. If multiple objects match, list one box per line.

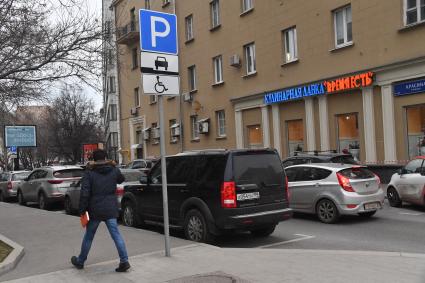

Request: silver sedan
left=285, top=163, right=384, bottom=223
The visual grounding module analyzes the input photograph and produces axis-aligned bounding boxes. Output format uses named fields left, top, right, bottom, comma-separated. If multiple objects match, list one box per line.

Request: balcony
left=116, top=20, right=139, bottom=45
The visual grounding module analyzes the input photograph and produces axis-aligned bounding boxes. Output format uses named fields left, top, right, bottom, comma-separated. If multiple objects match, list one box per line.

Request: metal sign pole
left=158, top=94, right=171, bottom=257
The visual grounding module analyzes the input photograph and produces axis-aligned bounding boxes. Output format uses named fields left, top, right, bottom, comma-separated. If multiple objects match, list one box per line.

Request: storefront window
left=336, top=113, right=360, bottom=161
left=406, top=105, right=425, bottom=158
left=247, top=125, right=263, bottom=149
left=287, top=120, right=304, bottom=156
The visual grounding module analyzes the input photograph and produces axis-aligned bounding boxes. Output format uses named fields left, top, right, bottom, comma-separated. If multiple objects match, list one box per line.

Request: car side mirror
left=139, top=174, right=149, bottom=184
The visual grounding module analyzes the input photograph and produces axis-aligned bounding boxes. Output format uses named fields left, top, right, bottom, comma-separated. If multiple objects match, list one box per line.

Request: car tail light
left=374, top=173, right=381, bottom=185
left=221, top=181, right=236, bottom=208
left=336, top=172, right=355, bottom=192
left=48, top=180, right=63, bottom=184
left=285, top=176, right=290, bottom=201
left=7, top=181, right=12, bottom=191
left=346, top=204, right=358, bottom=208
left=116, top=186, right=124, bottom=196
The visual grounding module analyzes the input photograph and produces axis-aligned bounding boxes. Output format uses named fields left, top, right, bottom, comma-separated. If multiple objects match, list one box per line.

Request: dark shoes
left=115, top=261, right=131, bottom=272
left=71, top=256, right=84, bottom=269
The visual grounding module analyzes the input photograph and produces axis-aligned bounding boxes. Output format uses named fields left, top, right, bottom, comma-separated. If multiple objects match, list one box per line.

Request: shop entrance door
left=286, top=120, right=304, bottom=156
left=406, top=105, right=425, bottom=158
left=336, top=113, right=360, bottom=161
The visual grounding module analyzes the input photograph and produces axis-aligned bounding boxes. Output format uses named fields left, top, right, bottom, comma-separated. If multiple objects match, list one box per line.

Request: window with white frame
left=216, top=110, right=226, bottom=137
left=213, top=55, right=223, bottom=84
left=107, top=49, right=113, bottom=65
left=334, top=5, right=352, bottom=47
left=210, top=0, right=220, bottom=28
left=169, top=119, right=178, bottom=143
left=242, top=0, right=253, bottom=12
left=188, top=65, right=197, bottom=91
left=283, top=27, right=298, bottom=63
left=185, top=15, right=194, bottom=41
left=244, top=43, right=256, bottom=74
left=191, top=115, right=199, bottom=140
left=110, top=132, right=118, bottom=147
left=134, top=87, right=140, bottom=107
left=107, top=76, right=116, bottom=93
left=149, top=95, right=157, bottom=104
left=109, top=104, right=117, bottom=121
left=405, top=0, right=425, bottom=25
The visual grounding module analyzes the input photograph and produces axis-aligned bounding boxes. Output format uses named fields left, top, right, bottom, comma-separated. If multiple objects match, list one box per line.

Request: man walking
left=71, top=149, right=130, bottom=272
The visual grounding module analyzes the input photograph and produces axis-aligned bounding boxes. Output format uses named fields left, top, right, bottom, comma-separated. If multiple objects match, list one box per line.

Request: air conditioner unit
left=183, top=92, right=193, bottom=102
left=130, top=107, right=138, bottom=115
left=143, top=129, right=150, bottom=140
left=152, top=128, right=160, bottom=139
left=171, top=124, right=180, bottom=137
left=198, top=119, right=210, bottom=134
left=229, top=54, right=241, bottom=67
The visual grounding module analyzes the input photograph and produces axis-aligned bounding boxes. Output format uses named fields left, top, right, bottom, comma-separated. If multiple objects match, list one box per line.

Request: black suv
left=282, top=151, right=358, bottom=168
left=121, top=149, right=292, bottom=243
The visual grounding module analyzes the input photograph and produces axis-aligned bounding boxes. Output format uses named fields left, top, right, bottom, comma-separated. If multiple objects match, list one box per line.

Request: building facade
left=102, top=0, right=122, bottom=163
left=112, top=0, right=425, bottom=164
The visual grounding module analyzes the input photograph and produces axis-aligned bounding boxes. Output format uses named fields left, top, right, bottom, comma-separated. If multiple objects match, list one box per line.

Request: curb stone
left=0, top=234, right=25, bottom=277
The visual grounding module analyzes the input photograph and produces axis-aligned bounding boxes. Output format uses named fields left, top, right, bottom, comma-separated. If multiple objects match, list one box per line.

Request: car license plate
left=237, top=192, right=260, bottom=201
left=364, top=202, right=380, bottom=210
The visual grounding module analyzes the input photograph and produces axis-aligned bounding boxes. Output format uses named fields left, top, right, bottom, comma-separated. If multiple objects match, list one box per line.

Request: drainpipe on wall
left=174, top=0, right=184, bottom=153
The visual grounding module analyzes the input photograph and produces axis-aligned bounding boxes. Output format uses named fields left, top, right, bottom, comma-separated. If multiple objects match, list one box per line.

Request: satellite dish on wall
left=192, top=100, right=202, bottom=112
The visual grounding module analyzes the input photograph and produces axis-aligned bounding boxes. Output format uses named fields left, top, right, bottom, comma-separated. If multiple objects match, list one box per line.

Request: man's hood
left=86, top=160, right=116, bottom=174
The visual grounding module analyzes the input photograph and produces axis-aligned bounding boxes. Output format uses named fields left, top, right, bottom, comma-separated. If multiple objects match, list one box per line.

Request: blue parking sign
left=139, top=9, right=178, bottom=55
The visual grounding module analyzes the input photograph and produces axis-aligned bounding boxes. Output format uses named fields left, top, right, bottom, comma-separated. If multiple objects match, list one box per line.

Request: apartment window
left=107, top=76, right=116, bottom=93
left=105, top=21, right=111, bottom=39
left=108, top=104, right=117, bottom=121
left=191, top=115, right=199, bottom=140
left=110, top=132, right=118, bottom=147
left=169, top=119, right=177, bottom=143
left=283, top=27, right=298, bottom=63
left=216, top=110, right=226, bottom=137
left=185, top=15, right=194, bottom=41
left=210, top=0, right=220, bottom=29
left=334, top=5, right=352, bottom=47
left=134, top=87, right=140, bottom=107
left=244, top=43, right=256, bottom=74
left=405, top=0, right=425, bottom=25
left=145, top=0, right=150, bottom=9
left=149, top=95, right=157, bottom=104
left=242, top=0, right=253, bottom=12
left=130, top=8, right=136, bottom=23
left=152, top=122, right=159, bottom=144
left=188, top=65, right=197, bottom=91
left=132, top=47, right=138, bottom=69
left=213, top=55, right=223, bottom=84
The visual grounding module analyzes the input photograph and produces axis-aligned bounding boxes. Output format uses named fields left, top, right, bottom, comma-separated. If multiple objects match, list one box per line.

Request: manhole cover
left=167, top=271, right=251, bottom=283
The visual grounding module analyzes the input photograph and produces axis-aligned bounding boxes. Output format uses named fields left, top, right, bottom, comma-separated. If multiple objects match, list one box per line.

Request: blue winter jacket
left=79, top=161, right=125, bottom=221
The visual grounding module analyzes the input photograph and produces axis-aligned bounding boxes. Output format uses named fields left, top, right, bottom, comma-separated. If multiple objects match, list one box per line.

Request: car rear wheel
left=358, top=211, right=376, bottom=218
left=38, top=192, right=50, bottom=210
left=387, top=187, right=402, bottom=207
left=17, top=191, right=26, bottom=206
left=317, top=199, right=340, bottom=224
left=122, top=201, right=141, bottom=227
left=250, top=224, right=277, bottom=237
left=64, top=197, right=73, bottom=215
left=184, top=209, right=215, bottom=243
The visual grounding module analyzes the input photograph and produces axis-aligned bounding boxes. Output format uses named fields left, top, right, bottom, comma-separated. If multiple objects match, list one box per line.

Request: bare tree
left=0, top=0, right=102, bottom=108
left=48, top=85, right=102, bottom=164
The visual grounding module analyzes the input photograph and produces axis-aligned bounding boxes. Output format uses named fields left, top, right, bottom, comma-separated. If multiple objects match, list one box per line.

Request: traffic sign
left=8, top=146, right=17, bottom=154
left=142, top=74, right=179, bottom=96
left=139, top=9, right=178, bottom=55
left=140, top=52, right=179, bottom=75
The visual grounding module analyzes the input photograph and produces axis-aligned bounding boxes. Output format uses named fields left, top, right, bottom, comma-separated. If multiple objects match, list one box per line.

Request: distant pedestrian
left=71, top=149, right=130, bottom=272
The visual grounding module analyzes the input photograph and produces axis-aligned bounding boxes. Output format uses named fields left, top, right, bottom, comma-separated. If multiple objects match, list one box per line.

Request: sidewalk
left=4, top=244, right=425, bottom=283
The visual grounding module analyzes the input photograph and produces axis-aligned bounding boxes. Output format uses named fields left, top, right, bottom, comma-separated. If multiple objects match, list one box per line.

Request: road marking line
left=399, top=212, right=424, bottom=216
left=257, top=234, right=315, bottom=249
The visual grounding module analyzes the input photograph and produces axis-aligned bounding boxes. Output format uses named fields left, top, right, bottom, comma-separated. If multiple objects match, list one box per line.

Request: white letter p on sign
left=151, top=16, right=170, bottom=47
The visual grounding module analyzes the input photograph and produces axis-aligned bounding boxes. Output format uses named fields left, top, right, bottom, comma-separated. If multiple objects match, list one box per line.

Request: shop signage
left=4, top=125, right=37, bottom=147
left=393, top=78, right=425, bottom=96
left=264, top=71, right=374, bottom=105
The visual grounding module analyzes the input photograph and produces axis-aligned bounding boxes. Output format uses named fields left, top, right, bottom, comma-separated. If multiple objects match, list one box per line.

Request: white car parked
left=387, top=157, right=425, bottom=207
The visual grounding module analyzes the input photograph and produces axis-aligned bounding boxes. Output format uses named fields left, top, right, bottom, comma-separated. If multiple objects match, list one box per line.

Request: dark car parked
left=282, top=151, right=358, bottom=168
left=120, top=149, right=292, bottom=243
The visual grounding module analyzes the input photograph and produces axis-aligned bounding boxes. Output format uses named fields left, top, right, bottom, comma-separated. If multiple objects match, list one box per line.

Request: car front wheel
left=184, top=209, right=214, bottom=243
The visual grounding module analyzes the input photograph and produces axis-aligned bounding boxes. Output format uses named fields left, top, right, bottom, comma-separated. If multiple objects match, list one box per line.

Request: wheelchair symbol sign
left=142, top=74, right=179, bottom=96
left=154, top=76, right=168, bottom=93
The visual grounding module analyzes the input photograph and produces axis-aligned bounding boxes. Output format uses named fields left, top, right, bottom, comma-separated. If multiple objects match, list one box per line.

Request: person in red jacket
left=71, top=149, right=130, bottom=272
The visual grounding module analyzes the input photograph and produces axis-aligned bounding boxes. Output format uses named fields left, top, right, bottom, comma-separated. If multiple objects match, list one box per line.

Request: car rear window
left=122, top=171, right=143, bottom=182
left=53, top=169, right=84, bottom=178
left=331, top=155, right=358, bottom=164
left=234, top=152, right=284, bottom=185
left=338, top=167, right=375, bottom=179
left=12, top=172, right=30, bottom=181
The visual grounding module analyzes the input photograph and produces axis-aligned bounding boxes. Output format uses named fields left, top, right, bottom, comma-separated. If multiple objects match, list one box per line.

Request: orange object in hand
left=80, top=212, right=90, bottom=228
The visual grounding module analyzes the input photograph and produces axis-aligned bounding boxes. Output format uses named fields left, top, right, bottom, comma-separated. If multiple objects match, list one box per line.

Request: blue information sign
left=139, top=9, right=178, bottom=55
left=4, top=126, right=37, bottom=147
left=393, top=78, right=425, bottom=96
